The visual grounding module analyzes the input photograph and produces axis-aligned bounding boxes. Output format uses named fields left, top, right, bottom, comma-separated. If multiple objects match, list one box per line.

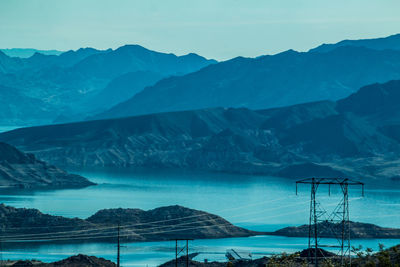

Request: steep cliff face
left=0, top=142, right=94, bottom=189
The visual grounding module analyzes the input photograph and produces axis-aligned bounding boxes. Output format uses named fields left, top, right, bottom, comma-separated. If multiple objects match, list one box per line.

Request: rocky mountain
left=0, top=45, right=216, bottom=125
left=0, top=142, right=94, bottom=189
left=2, top=80, right=400, bottom=181
left=94, top=45, right=400, bottom=120
left=310, top=33, right=400, bottom=53
left=0, top=204, right=255, bottom=243
left=272, top=221, right=400, bottom=239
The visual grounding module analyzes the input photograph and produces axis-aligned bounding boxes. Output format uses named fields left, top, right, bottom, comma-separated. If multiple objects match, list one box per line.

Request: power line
left=1, top=197, right=307, bottom=240
left=3, top=195, right=295, bottom=231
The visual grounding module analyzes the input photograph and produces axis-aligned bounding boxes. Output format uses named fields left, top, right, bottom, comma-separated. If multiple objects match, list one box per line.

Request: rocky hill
left=0, top=142, right=94, bottom=189
left=2, top=80, right=400, bottom=181
left=0, top=204, right=256, bottom=244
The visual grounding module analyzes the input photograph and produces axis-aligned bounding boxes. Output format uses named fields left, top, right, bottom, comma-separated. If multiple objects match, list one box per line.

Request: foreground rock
left=271, top=221, right=400, bottom=239
left=0, top=142, right=94, bottom=189
left=3, top=80, right=400, bottom=181
left=3, top=254, right=116, bottom=266
left=0, top=204, right=256, bottom=244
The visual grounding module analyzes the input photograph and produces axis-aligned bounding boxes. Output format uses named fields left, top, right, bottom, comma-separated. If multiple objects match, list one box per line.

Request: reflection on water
left=0, top=167, right=400, bottom=266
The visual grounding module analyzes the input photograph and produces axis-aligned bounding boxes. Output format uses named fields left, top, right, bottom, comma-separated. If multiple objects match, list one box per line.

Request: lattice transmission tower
left=296, top=178, right=364, bottom=266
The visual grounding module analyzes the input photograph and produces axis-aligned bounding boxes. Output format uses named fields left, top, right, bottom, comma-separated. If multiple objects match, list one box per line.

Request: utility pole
left=117, top=222, right=120, bottom=267
left=296, top=178, right=364, bottom=266
left=172, top=239, right=192, bottom=267
left=0, top=226, right=3, bottom=267
left=175, top=239, right=178, bottom=267
left=186, top=239, right=189, bottom=267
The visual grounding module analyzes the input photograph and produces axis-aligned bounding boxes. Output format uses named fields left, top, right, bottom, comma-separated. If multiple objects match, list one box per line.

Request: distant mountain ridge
left=0, top=48, right=64, bottom=58
left=310, top=33, right=400, bottom=53
left=1, top=34, right=400, bottom=126
left=93, top=44, right=400, bottom=120
left=0, top=45, right=216, bottom=125
left=2, top=80, right=400, bottom=181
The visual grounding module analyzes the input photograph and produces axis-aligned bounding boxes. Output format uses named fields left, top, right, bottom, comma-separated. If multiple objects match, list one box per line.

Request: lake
left=1, top=168, right=400, bottom=266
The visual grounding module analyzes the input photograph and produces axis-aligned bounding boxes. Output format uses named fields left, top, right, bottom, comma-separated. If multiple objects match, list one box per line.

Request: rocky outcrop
left=0, top=142, right=94, bottom=189
left=0, top=204, right=256, bottom=244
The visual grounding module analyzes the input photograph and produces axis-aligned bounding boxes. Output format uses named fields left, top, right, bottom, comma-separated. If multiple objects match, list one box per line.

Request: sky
left=1, top=0, right=400, bottom=60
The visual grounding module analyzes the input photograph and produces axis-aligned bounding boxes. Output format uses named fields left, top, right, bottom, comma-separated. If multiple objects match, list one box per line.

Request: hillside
left=0, top=204, right=255, bottom=243
left=0, top=142, right=94, bottom=189
left=94, top=44, right=400, bottom=120
left=2, top=80, right=400, bottom=180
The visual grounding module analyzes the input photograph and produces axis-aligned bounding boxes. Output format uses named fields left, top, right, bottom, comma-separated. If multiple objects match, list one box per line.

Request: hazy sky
left=1, top=0, right=400, bottom=60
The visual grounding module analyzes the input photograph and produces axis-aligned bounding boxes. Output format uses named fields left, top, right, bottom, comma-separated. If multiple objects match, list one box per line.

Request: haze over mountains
left=2, top=80, right=400, bottom=182
left=0, top=48, right=64, bottom=58
left=1, top=33, right=400, bottom=182
left=94, top=43, right=400, bottom=120
left=0, top=34, right=399, bottom=126
left=0, top=45, right=216, bottom=125
left=309, top=33, right=400, bottom=53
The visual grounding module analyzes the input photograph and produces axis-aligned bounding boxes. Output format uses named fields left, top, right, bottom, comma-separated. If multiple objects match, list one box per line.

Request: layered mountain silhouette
left=0, top=48, right=64, bottom=58
left=94, top=44, right=400, bottom=120
left=2, top=80, right=400, bottom=181
left=2, top=34, right=400, bottom=126
left=0, top=45, right=216, bottom=125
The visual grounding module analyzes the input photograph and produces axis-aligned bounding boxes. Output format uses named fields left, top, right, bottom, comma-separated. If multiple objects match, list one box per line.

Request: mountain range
left=93, top=36, right=400, bottom=120
left=0, top=45, right=216, bottom=125
left=1, top=34, right=400, bottom=126
left=2, top=80, right=400, bottom=182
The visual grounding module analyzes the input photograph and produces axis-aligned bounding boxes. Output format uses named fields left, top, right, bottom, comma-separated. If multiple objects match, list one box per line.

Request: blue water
left=0, top=168, right=399, bottom=266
